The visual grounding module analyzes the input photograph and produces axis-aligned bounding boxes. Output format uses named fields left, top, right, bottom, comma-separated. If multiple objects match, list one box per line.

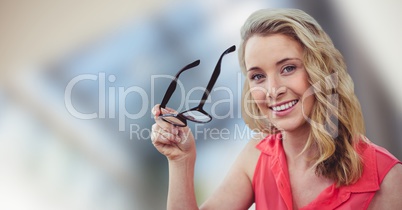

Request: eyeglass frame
left=159, top=45, right=236, bottom=127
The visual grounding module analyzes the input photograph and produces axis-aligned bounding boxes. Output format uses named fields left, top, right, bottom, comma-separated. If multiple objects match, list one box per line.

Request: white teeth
left=271, top=100, right=297, bottom=112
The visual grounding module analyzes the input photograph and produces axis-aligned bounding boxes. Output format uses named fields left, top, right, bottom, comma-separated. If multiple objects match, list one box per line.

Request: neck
left=281, top=128, right=316, bottom=170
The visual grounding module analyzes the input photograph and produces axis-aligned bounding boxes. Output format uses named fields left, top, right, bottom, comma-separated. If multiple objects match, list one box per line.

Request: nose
left=267, top=76, right=286, bottom=99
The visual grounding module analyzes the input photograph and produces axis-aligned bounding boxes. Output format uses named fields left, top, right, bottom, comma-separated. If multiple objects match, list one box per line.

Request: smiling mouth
left=270, top=100, right=299, bottom=112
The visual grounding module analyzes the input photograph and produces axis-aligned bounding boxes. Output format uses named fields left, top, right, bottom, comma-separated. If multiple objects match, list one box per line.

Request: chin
left=271, top=119, right=308, bottom=133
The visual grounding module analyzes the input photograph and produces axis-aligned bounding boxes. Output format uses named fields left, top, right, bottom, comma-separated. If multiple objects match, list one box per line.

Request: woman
left=151, top=9, right=402, bottom=209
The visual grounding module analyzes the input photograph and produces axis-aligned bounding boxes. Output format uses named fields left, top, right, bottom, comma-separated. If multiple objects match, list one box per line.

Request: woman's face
left=245, top=34, right=314, bottom=133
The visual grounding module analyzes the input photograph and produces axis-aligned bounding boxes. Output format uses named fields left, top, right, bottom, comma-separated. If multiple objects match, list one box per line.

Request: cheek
left=301, top=94, right=315, bottom=116
left=250, top=87, right=268, bottom=105
left=294, top=73, right=315, bottom=115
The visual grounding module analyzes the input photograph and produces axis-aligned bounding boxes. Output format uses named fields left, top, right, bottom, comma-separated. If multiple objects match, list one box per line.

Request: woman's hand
left=151, top=104, right=196, bottom=161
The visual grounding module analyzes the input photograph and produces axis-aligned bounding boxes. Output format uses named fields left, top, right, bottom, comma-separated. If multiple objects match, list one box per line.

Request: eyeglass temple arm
left=160, top=60, right=200, bottom=108
left=198, top=45, right=236, bottom=109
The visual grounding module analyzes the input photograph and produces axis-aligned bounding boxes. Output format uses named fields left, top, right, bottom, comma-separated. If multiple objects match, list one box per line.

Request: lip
left=270, top=99, right=298, bottom=117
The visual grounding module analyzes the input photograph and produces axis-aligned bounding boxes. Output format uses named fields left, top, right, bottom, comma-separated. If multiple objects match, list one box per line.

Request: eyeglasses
left=159, top=45, right=236, bottom=127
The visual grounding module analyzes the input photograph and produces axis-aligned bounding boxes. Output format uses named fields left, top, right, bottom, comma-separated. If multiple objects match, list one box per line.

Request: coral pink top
left=253, top=133, right=401, bottom=210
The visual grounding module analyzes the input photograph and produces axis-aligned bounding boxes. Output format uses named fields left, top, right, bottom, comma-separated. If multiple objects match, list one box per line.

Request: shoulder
left=360, top=139, right=402, bottom=209
left=357, top=139, right=400, bottom=179
left=237, top=132, right=267, bottom=180
left=243, top=132, right=266, bottom=154
left=368, top=163, right=402, bottom=209
left=199, top=133, right=268, bottom=209
left=201, top=135, right=263, bottom=209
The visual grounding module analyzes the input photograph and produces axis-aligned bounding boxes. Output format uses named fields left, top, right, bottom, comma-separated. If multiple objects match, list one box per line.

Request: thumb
left=152, top=104, right=161, bottom=117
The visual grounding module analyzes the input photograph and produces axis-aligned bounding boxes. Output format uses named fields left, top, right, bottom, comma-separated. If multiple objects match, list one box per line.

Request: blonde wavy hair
left=239, top=8, right=366, bottom=186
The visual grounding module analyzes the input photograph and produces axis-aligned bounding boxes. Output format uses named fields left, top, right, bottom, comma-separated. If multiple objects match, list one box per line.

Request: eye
left=250, top=73, right=265, bottom=81
left=282, top=65, right=296, bottom=74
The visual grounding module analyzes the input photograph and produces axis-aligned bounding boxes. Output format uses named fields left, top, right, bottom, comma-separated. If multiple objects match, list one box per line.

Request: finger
left=152, top=124, right=181, bottom=144
left=153, top=130, right=181, bottom=145
left=151, top=126, right=172, bottom=145
left=154, top=118, right=180, bottom=135
left=162, top=107, right=178, bottom=114
left=152, top=104, right=161, bottom=117
left=152, top=105, right=177, bottom=130
left=152, top=104, right=178, bottom=117
left=151, top=131, right=172, bottom=145
left=177, top=127, right=190, bottom=144
left=156, top=128, right=179, bottom=142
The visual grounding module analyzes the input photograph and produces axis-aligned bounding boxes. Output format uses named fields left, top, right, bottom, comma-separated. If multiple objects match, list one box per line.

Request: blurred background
left=0, top=0, right=401, bottom=209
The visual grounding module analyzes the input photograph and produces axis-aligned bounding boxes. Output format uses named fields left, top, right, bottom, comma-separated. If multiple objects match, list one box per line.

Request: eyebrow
left=247, top=66, right=261, bottom=72
left=276, top=57, right=301, bottom=66
left=247, top=57, right=302, bottom=72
